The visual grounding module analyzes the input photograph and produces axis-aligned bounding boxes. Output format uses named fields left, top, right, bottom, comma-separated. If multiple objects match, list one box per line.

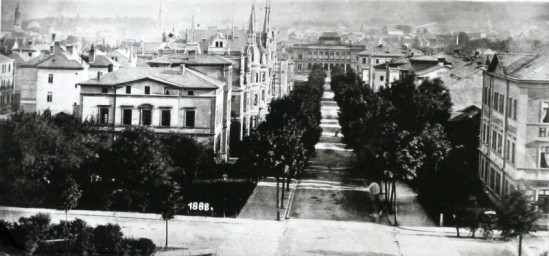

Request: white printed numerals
left=188, top=202, right=210, bottom=211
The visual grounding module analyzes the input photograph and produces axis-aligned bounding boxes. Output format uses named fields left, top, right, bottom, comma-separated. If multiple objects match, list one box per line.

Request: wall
left=36, top=68, right=87, bottom=115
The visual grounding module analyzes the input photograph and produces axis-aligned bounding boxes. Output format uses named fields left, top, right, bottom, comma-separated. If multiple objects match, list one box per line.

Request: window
left=254, top=94, right=258, bottom=106
left=491, top=130, right=497, bottom=151
left=164, top=88, right=170, bottom=95
left=188, top=90, right=194, bottom=96
left=48, top=74, right=53, bottom=83
left=380, top=75, right=384, bottom=82
left=185, top=110, right=195, bottom=127
left=493, top=92, right=499, bottom=112
left=297, top=64, right=303, bottom=71
left=497, top=132, right=503, bottom=155
left=489, top=167, right=495, bottom=189
left=513, top=99, right=517, bottom=120
left=495, top=172, right=501, bottom=195
left=47, top=92, right=52, bottom=102
left=540, top=147, right=549, bottom=168
left=122, top=109, right=132, bottom=125
left=102, top=87, right=108, bottom=93
left=499, top=94, right=504, bottom=113
left=99, top=108, right=109, bottom=124
left=126, top=86, right=131, bottom=94
left=141, top=109, right=152, bottom=126
left=542, top=102, right=549, bottom=123
left=298, top=53, right=303, bottom=59
left=98, top=71, right=103, bottom=78
left=540, top=128, right=547, bottom=137
left=144, top=86, right=150, bottom=95
left=362, top=58, right=366, bottom=64
left=307, top=63, right=312, bottom=70
left=262, top=90, right=265, bottom=101
left=375, top=59, right=380, bottom=64
left=161, top=110, right=171, bottom=127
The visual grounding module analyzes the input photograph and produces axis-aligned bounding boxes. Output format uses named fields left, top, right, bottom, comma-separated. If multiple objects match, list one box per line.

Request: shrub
left=123, top=237, right=156, bottom=256
left=92, top=223, right=124, bottom=255
left=11, top=213, right=51, bottom=254
left=47, top=218, right=95, bottom=254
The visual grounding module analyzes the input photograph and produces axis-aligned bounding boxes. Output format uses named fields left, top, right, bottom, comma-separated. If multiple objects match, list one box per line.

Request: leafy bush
left=10, top=213, right=51, bottom=254
left=123, top=238, right=156, bottom=256
left=92, top=223, right=124, bottom=255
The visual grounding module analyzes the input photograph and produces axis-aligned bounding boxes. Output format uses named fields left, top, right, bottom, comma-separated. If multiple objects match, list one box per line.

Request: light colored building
left=84, top=45, right=120, bottom=80
left=147, top=52, right=234, bottom=160
left=290, top=32, right=366, bottom=76
left=0, top=55, right=15, bottom=113
left=107, top=48, right=137, bottom=68
left=77, top=66, right=229, bottom=161
left=18, top=41, right=89, bottom=115
left=479, top=53, right=549, bottom=218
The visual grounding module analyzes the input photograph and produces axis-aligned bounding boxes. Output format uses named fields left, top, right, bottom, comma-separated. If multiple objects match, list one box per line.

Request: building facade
left=18, top=41, right=89, bottom=115
left=290, top=32, right=366, bottom=76
left=479, top=53, right=549, bottom=217
left=0, top=55, right=15, bottom=113
left=78, top=66, right=229, bottom=161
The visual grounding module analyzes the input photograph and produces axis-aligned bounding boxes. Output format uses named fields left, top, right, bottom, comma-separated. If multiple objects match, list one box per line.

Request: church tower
left=261, top=0, right=272, bottom=48
left=247, top=3, right=256, bottom=45
left=14, top=2, right=22, bottom=31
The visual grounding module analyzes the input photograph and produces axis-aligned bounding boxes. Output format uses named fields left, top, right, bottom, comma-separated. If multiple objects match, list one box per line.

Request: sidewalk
left=387, top=181, right=436, bottom=227
left=238, top=177, right=296, bottom=220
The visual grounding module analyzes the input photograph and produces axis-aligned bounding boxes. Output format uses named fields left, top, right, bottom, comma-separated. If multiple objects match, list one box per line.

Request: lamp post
left=223, top=173, right=228, bottom=218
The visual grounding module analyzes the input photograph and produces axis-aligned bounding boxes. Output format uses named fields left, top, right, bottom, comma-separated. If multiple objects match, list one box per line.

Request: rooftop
left=148, top=53, right=233, bottom=66
left=78, top=67, right=224, bottom=89
left=489, top=53, right=549, bottom=80
left=21, top=45, right=86, bottom=70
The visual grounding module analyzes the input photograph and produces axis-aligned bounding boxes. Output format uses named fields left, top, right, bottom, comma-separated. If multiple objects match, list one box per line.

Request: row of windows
left=0, top=94, right=13, bottom=105
left=479, top=158, right=503, bottom=195
left=118, top=85, right=193, bottom=96
left=481, top=122, right=516, bottom=164
left=482, top=87, right=518, bottom=121
left=1, top=63, right=12, bottom=73
left=244, top=90, right=266, bottom=107
left=297, top=51, right=352, bottom=61
left=296, top=63, right=351, bottom=71
left=99, top=107, right=195, bottom=127
left=1, top=79, right=13, bottom=88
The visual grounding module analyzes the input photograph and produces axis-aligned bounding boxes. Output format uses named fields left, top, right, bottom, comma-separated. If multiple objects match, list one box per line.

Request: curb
left=284, top=179, right=300, bottom=220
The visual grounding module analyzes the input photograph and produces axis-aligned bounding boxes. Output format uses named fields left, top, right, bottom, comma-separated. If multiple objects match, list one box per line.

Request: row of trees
left=0, top=213, right=156, bottom=255
left=330, top=67, right=473, bottom=224
left=332, top=67, right=542, bottom=256
left=236, top=64, right=326, bottom=218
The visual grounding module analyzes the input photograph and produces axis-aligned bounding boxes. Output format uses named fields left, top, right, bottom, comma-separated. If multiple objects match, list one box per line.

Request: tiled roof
left=6, top=52, right=29, bottom=64
left=0, top=54, right=14, bottom=63
left=21, top=45, right=86, bottom=70
left=148, top=53, right=233, bottom=66
left=78, top=67, right=223, bottom=89
left=490, top=53, right=549, bottom=80
left=88, top=55, right=120, bottom=68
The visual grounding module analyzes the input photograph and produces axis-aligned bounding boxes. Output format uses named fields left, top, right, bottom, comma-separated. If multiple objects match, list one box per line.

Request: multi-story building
left=84, top=45, right=120, bottom=80
left=107, top=48, right=137, bottom=68
left=77, top=66, right=230, bottom=161
left=290, top=32, right=366, bottom=76
left=0, top=55, right=15, bottom=113
left=479, top=53, right=549, bottom=217
left=147, top=52, right=234, bottom=160
left=18, top=41, right=89, bottom=115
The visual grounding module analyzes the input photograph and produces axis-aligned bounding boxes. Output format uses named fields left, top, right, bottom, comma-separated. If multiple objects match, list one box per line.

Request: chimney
left=180, top=64, right=186, bottom=74
left=97, top=72, right=101, bottom=81
left=50, top=45, right=54, bottom=55
left=89, top=44, right=96, bottom=63
left=66, top=45, right=74, bottom=55
left=437, top=57, right=446, bottom=66
left=52, top=33, right=56, bottom=43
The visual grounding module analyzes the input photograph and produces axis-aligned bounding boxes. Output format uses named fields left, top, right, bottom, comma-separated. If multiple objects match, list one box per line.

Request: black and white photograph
left=0, top=0, right=547, bottom=255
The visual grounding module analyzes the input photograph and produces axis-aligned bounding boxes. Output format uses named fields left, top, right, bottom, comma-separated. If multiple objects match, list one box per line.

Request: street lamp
left=223, top=173, right=228, bottom=218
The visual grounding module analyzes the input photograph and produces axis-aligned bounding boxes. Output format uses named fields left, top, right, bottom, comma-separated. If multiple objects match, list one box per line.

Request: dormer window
left=188, top=91, right=194, bottom=96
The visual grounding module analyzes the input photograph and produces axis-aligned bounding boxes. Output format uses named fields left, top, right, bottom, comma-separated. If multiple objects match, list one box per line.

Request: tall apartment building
left=479, top=53, right=549, bottom=216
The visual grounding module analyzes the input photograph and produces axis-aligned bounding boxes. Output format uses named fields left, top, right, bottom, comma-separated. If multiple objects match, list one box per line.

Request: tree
left=154, top=180, right=183, bottom=248
left=498, top=190, right=542, bottom=256
left=102, top=127, right=169, bottom=212
left=58, top=177, right=82, bottom=221
left=160, top=133, right=215, bottom=182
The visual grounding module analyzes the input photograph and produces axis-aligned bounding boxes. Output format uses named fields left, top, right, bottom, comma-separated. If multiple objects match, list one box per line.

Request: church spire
left=262, top=0, right=272, bottom=47
left=14, top=2, right=22, bottom=29
left=247, top=2, right=256, bottom=44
